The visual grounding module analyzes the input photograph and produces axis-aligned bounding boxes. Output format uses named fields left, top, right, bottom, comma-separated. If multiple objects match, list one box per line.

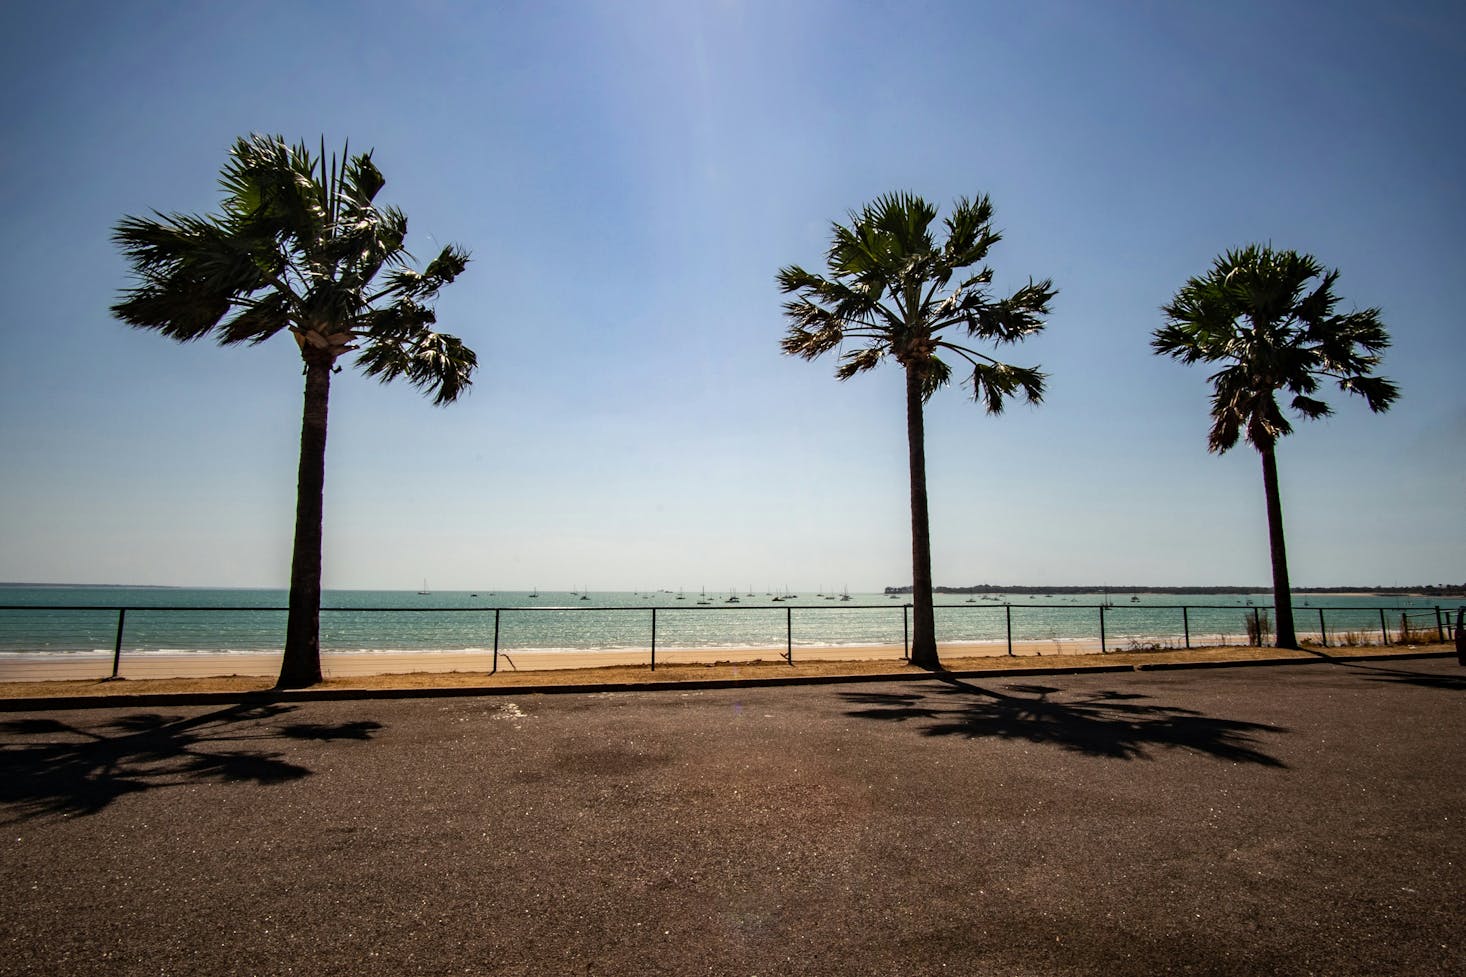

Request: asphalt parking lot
left=1, top=657, right=1462, bottom=976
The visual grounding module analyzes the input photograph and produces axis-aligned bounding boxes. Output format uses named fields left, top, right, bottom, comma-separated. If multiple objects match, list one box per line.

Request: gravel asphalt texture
left=1, top=656, right=1462, bottom=976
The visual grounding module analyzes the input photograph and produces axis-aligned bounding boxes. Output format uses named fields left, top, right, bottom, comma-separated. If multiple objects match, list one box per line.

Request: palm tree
left=779, top=192, right=1056, bottom=670
left=113, top=134, right=477, bottom=688
left=1153, top=245, right=1398, bottom=649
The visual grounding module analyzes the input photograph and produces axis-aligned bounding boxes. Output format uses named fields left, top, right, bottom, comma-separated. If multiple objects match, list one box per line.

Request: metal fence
left=1, top=601, right=1460, bottom=678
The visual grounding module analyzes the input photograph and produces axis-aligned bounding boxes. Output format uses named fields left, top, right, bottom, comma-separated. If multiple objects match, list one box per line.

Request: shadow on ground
left=1323, top=657, right=1466, bottom=691
left=0, top=704, right=381, bottom=822
left=842, top=676, right=1287, bottom=765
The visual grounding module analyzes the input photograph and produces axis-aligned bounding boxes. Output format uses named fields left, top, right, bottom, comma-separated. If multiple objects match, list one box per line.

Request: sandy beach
left=0, top=638, right=1120, bottom=683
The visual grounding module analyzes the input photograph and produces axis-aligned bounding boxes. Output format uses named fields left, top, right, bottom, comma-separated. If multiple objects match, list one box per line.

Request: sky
left=0, top=0, right=1462, bottom=592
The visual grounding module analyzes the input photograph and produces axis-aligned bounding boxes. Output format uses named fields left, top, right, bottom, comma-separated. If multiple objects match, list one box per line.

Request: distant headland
left=883, top=584, right=1466, bottom=598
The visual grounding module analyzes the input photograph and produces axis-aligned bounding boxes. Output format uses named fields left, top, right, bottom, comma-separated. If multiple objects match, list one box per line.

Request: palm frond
left=776, top=264, right=823, bottom=294
left=350, top=238, right=461, bottom=308
left=421, top=244, right=469, bottom=288
left=218, top=292, right=291, bottom=345
left=1289, top=394, right=1332, bottom=420
left=110, top=211, right=276, bottom=340
left=344, top=151, right=385, bottom=204
left=960, top=278, right=1055, bottom=343
left=917, top=355, right=952, bottom=401
left=861, top=192, right=937, bottom=256
left=111, top=285, right=233, bottom=342
left=1337, top=373, right=1400, bottom=413
left=967, top=361, right=1046, bottom=414
left=781, top=328, right=837, bottom=360
left=358, top=298, right=436, bottom=339
left=1206, top=364, right=1290, bottom=452
left=835, top=345, right=885, bottom=380
left=942, top=195, right=1000, bottom=267
left=356, top=329, right=477, bottom=406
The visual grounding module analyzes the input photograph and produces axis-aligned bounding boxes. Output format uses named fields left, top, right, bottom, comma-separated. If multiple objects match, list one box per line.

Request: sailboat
left=417, top=579, right=430, bottom=595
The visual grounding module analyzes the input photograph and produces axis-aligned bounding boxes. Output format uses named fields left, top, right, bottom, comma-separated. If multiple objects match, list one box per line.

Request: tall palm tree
left=1154, top=245, right=1398, bottom=649
left=113, top=134, right=477, bottom=688
left=779, top=192, right=1056, bottom=670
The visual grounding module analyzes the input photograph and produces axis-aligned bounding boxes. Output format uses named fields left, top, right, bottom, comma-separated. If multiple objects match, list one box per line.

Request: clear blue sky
left=1, top=0, right=1461, bottom=591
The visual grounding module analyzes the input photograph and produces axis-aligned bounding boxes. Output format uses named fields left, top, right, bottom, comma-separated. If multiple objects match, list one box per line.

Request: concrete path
left=1, top=658, right=1462, bottom=976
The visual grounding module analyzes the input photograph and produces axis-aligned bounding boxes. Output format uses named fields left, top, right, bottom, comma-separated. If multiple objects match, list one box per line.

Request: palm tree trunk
left=1259, top=443, right=1298, bottom=650
left=905, top=367, right=941, bottom=670
left=278, top=354, right=332, bottom=688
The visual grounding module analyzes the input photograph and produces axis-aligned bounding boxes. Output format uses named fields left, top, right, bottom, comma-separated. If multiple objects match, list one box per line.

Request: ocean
left=0, top=585, right=1450, bottom=659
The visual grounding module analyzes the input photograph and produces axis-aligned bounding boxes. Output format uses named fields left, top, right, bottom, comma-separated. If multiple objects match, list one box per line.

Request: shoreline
left=0, top=639, right=1119, bottom=682
left=0, top=630, right=1381, bottom=684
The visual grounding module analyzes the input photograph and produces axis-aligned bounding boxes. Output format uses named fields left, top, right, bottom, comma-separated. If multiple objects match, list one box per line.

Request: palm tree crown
left=113, top=134, right=475, bottom=403
left=1152, top=244, right=1398, bottom=452
left=779, top=192, right=1054, bottom=409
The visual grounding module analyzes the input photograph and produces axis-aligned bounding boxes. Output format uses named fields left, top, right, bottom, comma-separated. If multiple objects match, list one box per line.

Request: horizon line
left=2, top=581, right=1461, bottom=594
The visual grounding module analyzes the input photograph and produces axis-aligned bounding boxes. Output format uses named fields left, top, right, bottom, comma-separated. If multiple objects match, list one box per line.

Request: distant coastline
left=0, top=582, right=190, bottom=590
left=3, top=581, right=1462, bottom=599
left=883, top=584, right=1466, bottom=598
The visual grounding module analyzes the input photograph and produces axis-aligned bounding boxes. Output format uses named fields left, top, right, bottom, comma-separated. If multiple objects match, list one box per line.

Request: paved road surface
left=1, top=657, right=1462, bottom=976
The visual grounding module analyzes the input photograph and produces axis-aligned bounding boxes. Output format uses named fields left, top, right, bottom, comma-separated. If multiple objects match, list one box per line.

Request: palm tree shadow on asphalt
left=0, top=703, right=382, bottom=823
left=1318, top=656, right=1466, bottom=692
left=841, top=676, right=1288, bottom=765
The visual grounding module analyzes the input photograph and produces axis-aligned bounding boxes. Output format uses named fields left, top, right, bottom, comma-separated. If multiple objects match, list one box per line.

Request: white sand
left=0, top=638, right=1116, bottom=682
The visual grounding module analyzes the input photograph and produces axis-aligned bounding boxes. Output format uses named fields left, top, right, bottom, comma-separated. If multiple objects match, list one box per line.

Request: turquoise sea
left=0, top=585, right=1451, bottom=658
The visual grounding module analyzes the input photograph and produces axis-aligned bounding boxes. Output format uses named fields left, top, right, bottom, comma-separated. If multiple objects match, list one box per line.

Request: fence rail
left=0, top=601, right=1460, bottom=679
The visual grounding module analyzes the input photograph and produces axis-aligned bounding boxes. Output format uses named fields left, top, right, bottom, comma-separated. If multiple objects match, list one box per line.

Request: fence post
left=1456, top=607, right=1465, bottom=665
left=492, top=608, right=500, bottom=674
left=1435, top=606, right=1444, bottom=643
left=107, top=608, right=127, bottom=680
left=1182, top=606, right=1190, bottom=650
left=1005, top=604, right=1013, bottom=656
left=1318, top=607, right=1328, bottom=648
left=650, top=608, right=657, bottom=672
left=785, top=606, right=792, bottom=665
left=1099, top=604, right=1107, bottom=654
left=1252, top=607, right=1261, bottom=646
left=903, top=605, right=909, bottom=660
left=1379, top=608, right=1389, bottom=646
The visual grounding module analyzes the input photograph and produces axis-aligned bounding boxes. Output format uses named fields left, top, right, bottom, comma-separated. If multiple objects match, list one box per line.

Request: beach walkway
left=1, top=657, right=1462, bottom=975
